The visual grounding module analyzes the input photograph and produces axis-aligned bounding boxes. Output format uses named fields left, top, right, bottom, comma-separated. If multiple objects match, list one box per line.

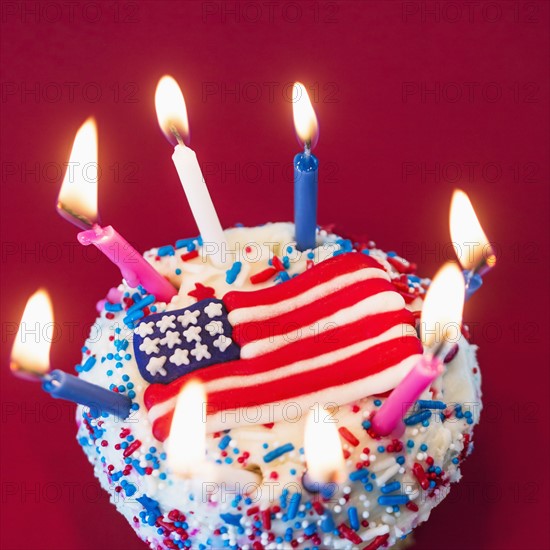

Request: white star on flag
left=169, top=348, right=190, bottom=366
left=190, top=342, right=211, bottom=361
left=139, top=337, right=160, bottom=355
left=204, top=302, right=223, bottom=318
left=205, top=320, right=223, bottom=336
left=183, top=325, right=202, bottom=343
left=177, top=309, right=200, bottom=328
left=134, top=321, right=155, bottom=338
left=160, top=330, right=182, bottom=349
left=146, top=356, right=167, bottom=377
left=156, top=315, right=176, bottom=333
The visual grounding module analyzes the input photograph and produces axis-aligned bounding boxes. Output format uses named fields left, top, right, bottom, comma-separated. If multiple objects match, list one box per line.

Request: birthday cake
left=75, top=222, right=481, bottom=550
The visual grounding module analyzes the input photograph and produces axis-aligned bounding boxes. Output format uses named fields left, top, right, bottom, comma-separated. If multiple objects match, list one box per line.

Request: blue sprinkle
left=349, top=469, right=369, bottom=482
left=452, top=457, right=459, bottom=464
left=380, top=481, right=401, bottom=494
left=348, top=507, right=359, bottom=530
left=123, top=309, right=144, bottom=324
left=374, top=399, right=382, bottom=407
left=377, top=446, right=386, bottom=453
left=275, top=271, right=290, bottom=283
left=387, top=251, right=397, bottom=257
left=396, top=456, right=406, bottom=465
left=263, top=443, right=294, bottom=463
left=175, top=268, right=182, bottom=275
left=287, top=493, right=301, bottom=520
left=420, top=444, right=428, bottom=452
left=320, top=512, right=335, bottom=533
left=105, top=302, right=123, bottom=312
left=362, top=420, right=372, bottom=430
left=225, top=262, right=242, bottom=284
left=127, top=294, right=155, bottom=315
left=417, top=400, right=446, bottom=410
left=158, top=245, right=175, bottom=256
left=304, top=524, right=317, bottom=536
left=218, top=435, right=231, bottom=450
left=361, top=249, right=370, bottom=255
left=404, top=410, right=432, bottom=426
left=80, top=356, right=96, bottom=372
left=378, top=495, right=409, bottom=506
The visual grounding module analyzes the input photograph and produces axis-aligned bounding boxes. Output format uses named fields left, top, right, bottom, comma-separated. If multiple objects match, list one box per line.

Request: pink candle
left=57, top=118, right=177, bottom=304
left=371, top=262, right=465, bottom=436
left=371, top=355, right=442, bottom=436
left=78, top=225, right=177, bottom=303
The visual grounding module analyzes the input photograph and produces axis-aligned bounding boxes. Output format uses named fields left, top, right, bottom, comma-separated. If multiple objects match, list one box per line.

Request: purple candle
left=43, top=369, right=131, bottom=418
left=11, top=290, right=132, bottom=419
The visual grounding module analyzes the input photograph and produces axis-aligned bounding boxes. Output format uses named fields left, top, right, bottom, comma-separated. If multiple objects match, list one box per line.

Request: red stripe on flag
left=143, top=309, right=416, bottom=409
left=224, top=253, right=384, bottom=311
left=232, top=277, right=394, bottom=347
left=150, top=338, right=421, bottom=441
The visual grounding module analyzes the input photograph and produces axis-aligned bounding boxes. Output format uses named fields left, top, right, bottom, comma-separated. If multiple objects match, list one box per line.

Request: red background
left=1, top=1, right=549, bottom=549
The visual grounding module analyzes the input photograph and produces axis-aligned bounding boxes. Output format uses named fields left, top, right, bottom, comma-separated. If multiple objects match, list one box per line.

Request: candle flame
left=10, top=289, right=53, bottom=379
left=57, top=117, right=99, bottom=228
left=166, top=380, right=206, bottom=477
left=155, top=75, right=190, bottom=146
left=450, top=189, right=495, bottom=273
left=421, top=263, right=465, bottom=353
left=304, top=408, right=344, bottom=484
left=292, top=82, right=319, bottom=149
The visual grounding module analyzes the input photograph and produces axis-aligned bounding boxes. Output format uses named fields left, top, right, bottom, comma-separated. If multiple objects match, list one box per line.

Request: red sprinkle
left=261, top=509, right=271, bottom=530
left=412, top=462, right=430, bottom=490
left=123, top=440, right=142, bottom=457
left=272, top=256, right=285, bottom=271
left=338, top=523, right=362, bottom=544
left=406, top=501, right=419, bottom=512
left=250, top=267, right=278, bottom=284
left=247, top=506, right=260, bottom=516
left=312, top=501, right=325, bottom=515
left=363, top=534, right=390, bottom=550
left=181, top=250, right=199, bottom=261
left=338, top=427, right=360, bottom=447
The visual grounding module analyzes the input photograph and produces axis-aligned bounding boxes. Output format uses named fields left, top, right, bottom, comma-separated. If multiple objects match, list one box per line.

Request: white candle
left=155, top=75, right=227, bottom=266
left=167, top=380, right=261, bottom=496
left=171, top=143, right=227, bottom=266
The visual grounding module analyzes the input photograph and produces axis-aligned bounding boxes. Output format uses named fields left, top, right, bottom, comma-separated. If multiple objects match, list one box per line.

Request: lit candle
left=292, top=82, right=319, bottom=251
left=167, top=380, right=260, bottom=493
left=302, top=408, right=344, bottom=498
left=57, top=118, right=177, bottom=303
left=155, top=76, right=227, bottom=266
left=450, top=189, right=496, bottom=300
left=10, top=290, right=132, bottom=418
left=371, top=263, right=465, bottom=436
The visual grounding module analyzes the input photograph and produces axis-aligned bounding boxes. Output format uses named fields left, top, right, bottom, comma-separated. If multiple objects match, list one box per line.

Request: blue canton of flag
left=132, top=298, right=240, bottom=384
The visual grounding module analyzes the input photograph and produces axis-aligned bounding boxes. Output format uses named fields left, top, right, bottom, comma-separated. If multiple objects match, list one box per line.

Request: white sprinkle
left=382, top=513, right=396, bottom=525
left=375, top=463, right=401, bottom=486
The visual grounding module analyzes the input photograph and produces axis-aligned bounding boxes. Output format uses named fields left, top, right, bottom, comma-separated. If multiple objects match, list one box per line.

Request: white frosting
left=75, top=223, right=482, bottom=550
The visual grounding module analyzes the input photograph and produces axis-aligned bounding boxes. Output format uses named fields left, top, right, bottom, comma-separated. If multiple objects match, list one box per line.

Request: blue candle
left=42, top=370, right=132, bottom=418
left=464, top=270, right=483, bottom=301
left=292, top=82, right=319, bottom=251
left=294, top=150, right=319, bottom=251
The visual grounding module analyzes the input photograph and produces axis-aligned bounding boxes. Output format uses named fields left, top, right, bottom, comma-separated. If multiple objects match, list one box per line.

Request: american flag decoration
left=139, top=253, right=423, bottom=441
left=132, top=298, right=240, bottom=385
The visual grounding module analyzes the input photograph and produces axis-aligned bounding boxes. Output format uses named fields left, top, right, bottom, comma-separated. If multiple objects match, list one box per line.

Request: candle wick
left=170, top=125, right=184, bottom=146
left=304, top=141, right=311, bottom=156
